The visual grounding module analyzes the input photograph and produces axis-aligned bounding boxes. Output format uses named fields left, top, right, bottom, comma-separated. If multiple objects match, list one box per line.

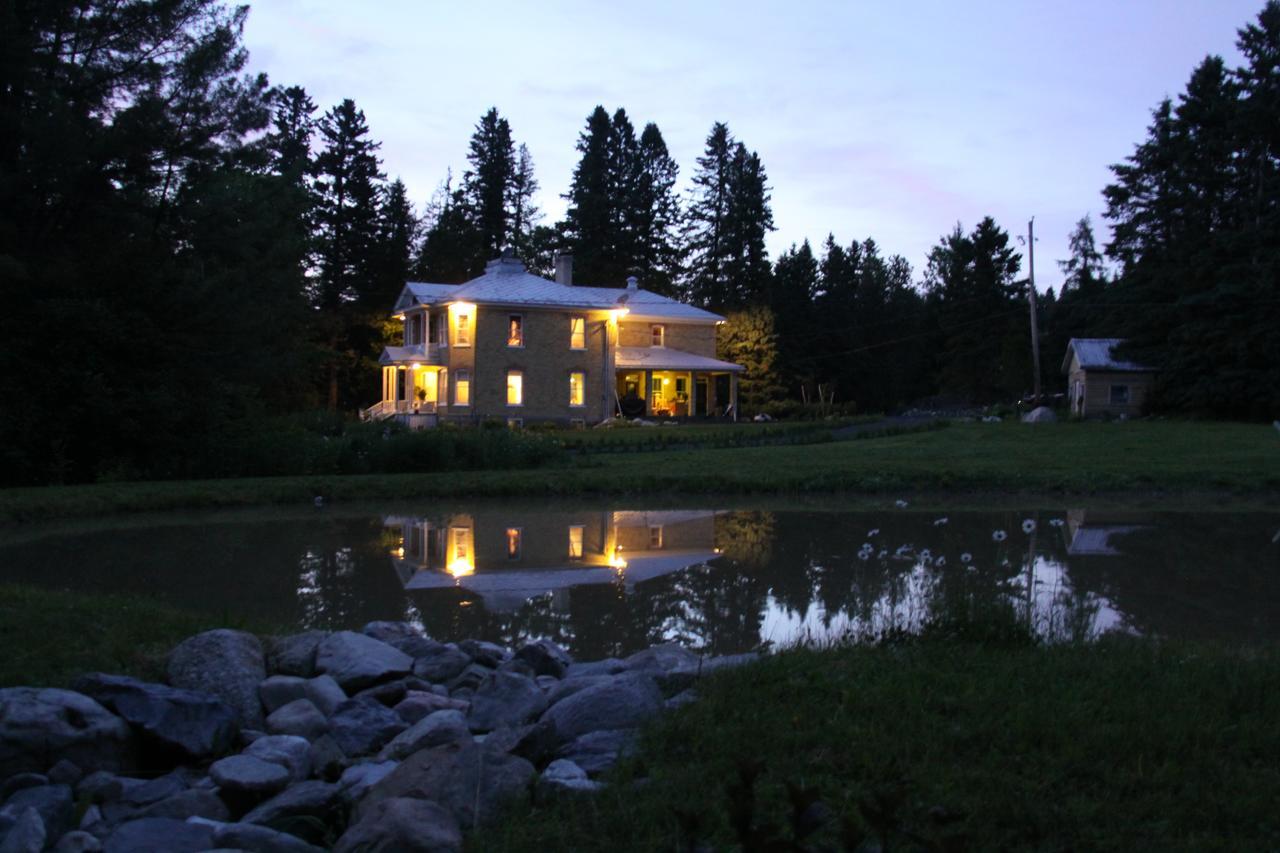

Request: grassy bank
left=477, top=635, right=1280, bottom=852
left=1, top=421, right=1276, bottom=523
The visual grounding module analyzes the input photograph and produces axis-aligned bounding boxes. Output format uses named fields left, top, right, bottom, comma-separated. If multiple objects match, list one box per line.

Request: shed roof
left=393, top=256, right=723, bottom=323
left=1062, top=338, right=1157, bottom=374
left=615, top=346, right=744, bottom=373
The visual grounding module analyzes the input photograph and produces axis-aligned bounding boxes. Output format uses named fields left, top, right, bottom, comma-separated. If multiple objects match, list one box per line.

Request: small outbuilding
left=1062, top=338, right=1158, bottom=418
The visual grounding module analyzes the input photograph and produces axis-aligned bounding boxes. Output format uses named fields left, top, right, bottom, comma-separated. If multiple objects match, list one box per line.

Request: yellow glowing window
left=454, top=370, right=470, bottom=406
left=506, top=527, right=522, bottom=559
left=507, top=371, right=523, bottom=406
left=570, top=316, right=585, bottom=349
left=455, top=313, right=471, bottom=346
left=569, top=371, right=584, bottom=407
left=507, top=315, right=523, bottom=347
left=568, top=525, right=584, bottom=559
left=453, top=527, right=470, bottom=559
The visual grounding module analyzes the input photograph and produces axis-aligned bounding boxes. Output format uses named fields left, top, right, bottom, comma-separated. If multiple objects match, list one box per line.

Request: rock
left=351, top=681, right=407, bottom=708
left=536, top=759, right=603, bottom=800
left=303, top=676, right=346, bottom=718
left=118, top=771, right=185, bottom=808
left=243, top=736, right=311, bottom=784
left=75, top=772, right=122, bottom=805
left=535, top=675, right=559, bottom=690
left=665, top=688, right=699, bottom=710
left=702, top=652, right=759, bottom=673
left=76, top=804, right=102, bottom=834
left=357, top=741, right=534, bottom=829
left=0, top=807, right=44, bottom=853
left=496, top=658, right=536, bottom=679
left=51, top=830, right=101, bottom=853
left=539, top=673, right=662, bottom=744
left=213, top=821, right=327, bottom=853
left=0, top=776, right=45, bottom=804
left=307, top=736, right=345, bottom=783
left=0, top=688, right=135, bottom=778
left=623, top=643, right=702, bottom=688
left=102, top=817, right=214, bottom=853
left=514, top=640, right=572, bottom=679
left=266, top=631, right=328, bottom=678
left=314, top=632, right=412, bottom=692
left=134, top=788, right=228, bottom=822
left=466, top=671, right=547, bottom=733
left=361, top=621, right=420, bottom=645
left=556, top=728, right=638, bottom=777
left=265, top=700, right=328, bottom=741
left=393, top=692, right=468, bottom=725
left=544, top=675, right=612, bottom=709
left=458, top=639, right=508, bottom=668
left=385, top=635, right=443, bottom=659
left=45, top=760, right=82, bottom=787
left=563, top=658, right=625, bottom=678
left=328, top=698, right=406, bottom=758
left=241, top=781, right=343, bottom=842
left=166, top=630, right=267, bottom=729
left=258, top=676, right=307, bottom=714
left=410, top=645, right=471, bottom=683
left=0, top=785, right=73, bottom=842
left=334, top=797, right=461, bottom=853
left=1021, top=405, right=1057, bottom=423
left=209, top=755, right=291, bottom=797
left=377, top=710, right=469, bottom=761
left=446, top=663, right=490, bottom=695
left=503, top=719, right=560, bottom=767
left=336, top=760, right=398, bottom=805
left=71, top=673, right=238, bottom=765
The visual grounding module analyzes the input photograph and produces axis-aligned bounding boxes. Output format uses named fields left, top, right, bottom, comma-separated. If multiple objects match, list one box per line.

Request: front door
left=695, top=378, right=709, bottom=416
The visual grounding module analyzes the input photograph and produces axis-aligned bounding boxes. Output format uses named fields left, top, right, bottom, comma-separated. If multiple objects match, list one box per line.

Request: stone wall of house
left=618, top=321, right=717, bottom=358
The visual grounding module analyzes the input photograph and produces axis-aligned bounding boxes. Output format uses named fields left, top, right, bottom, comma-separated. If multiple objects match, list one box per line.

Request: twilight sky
left=243, top=1, right=1260, bottom=291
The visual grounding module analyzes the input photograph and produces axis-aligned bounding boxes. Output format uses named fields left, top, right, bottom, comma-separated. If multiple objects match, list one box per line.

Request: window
left=649, top=526, right=664, bottom=549
left=507, top=370, right=523, bottom=406
left=506, top=527, right=522, bottom=560
left=455, top=312, right=471, bottom=347
left=651, top=324, right=665, bottom=347
left=409, top=313, right=423, bottom=345
left=569, top=316, right=586, bottom=349
left=429, top=313, right=445, bottom=345
left=568, top=525, right=584, bottom=559
left=1110, top=384, right=1130, bottom=405
left=569, top=371, right=585, bottom=407
left=454, top=369, right=470, bottom=406
left=507, top=315, right=523, bottom=347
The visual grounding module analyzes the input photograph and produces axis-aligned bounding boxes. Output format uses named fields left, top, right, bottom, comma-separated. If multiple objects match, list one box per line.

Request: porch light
left=609, top=308, right=629, bottom=321
left=410, top=363, right=420, bottom=370
left=394, top=314, right=406, bottom=321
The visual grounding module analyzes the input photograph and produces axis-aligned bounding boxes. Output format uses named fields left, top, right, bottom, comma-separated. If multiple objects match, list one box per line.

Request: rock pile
left=0, top=625, right=755, bottom=852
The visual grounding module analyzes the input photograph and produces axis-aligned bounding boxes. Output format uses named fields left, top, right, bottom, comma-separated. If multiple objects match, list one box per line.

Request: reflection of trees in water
left=291, top=519, right=412, bottom=630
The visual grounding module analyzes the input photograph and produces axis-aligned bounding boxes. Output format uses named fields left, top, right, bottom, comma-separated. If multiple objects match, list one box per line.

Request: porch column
left=689, top=373, right=698, bottom=419
left=644, top=370, right=653, bottom=417
left=730, top=372, right=738, bottom=422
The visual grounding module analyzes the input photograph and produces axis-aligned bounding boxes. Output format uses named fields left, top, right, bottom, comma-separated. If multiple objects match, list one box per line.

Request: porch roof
left=615, top=346, right=744, bottom=373
left=379, top=345, right=435, bottom=366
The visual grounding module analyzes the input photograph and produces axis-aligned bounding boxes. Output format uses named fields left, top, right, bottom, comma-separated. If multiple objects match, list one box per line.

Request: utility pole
left=1027, top=217, right=1042, bottom=404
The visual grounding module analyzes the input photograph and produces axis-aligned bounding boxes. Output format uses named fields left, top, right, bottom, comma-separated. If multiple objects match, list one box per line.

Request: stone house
left=1062, top=338, right=1158, bottom=418
left=365, top=254, right=743, bottom=427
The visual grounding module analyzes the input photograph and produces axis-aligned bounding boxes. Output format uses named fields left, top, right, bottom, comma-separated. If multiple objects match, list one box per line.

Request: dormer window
left=651, top=324, right=665, bottom=347
left=507, top=315, right=524, bottom=347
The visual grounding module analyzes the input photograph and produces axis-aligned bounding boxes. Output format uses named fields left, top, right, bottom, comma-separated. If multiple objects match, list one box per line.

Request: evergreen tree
left=415, top=170, right=481, bottom=283
left=769, top=241, right=819, bottom=391
left=723, top=144, right=775, bottom=305
left=716, top=306, right=786, bottom=414
left=509, top=143, right=542, bottom=257
left=633, top=123, right=683, bottom=296
left=374, top=179, right=418, bottom=309
left=684, top=122, right=735, bottom=307
left=463, top=107, right=516, bottom=263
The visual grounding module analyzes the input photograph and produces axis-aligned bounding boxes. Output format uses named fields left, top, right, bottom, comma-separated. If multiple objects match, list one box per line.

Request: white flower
left=878, top=550, right=887, bottom=559
left=960, top=553, right=972, bottom=563
left=1021, top=519, right=1036, bottom=534
left=919, top=548, right=932, bottom=561
left=992, top=530, right=1007, bottom=542
left=857, top=550, right=870, bottom=561
left=933, top=517, right=949, bottom=526
left=935, top=556, right=946, bottom=567
left=867, top=528, right=879, bottom=537
left=895, top=499, right=909, bottom=508
left=1048, top=518, right=1065, bottom=528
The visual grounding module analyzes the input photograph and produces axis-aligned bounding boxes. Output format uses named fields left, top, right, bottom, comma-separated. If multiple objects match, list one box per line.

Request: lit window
left=507, top=315, right=523, bottom=347
left=1110, top=385, right=1130, bottom=405
left=649, top=526, right=663, bottom=548
left=651, top=325, right=665, bottom=347
left=506, top=527, right=522, bottom=560
left=507, top=371, right=523, bottom=406
left=454, top=370, right=470, bottom=406
left=570, top=317, right=585, bottom=349
left=455, top=312, right=471, bottom=346
left=569, top=371, right=584, bottom=407
left=568, top=525, right=584, bottom=559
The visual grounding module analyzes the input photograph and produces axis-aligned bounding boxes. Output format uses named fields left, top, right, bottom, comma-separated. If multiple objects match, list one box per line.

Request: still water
left=1, top=503, right=1276, bottom=658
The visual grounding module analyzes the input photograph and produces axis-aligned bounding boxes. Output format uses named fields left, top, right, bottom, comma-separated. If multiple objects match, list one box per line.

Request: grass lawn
left=1, top=420, right=1275, bottom=523
left=475, top=636, right=1280, bottom=852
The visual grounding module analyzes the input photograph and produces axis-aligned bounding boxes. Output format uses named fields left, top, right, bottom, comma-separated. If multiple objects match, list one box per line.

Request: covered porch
left=362, top=346, right=445, bottom=427
left=614, top=347, right=743, bottom=420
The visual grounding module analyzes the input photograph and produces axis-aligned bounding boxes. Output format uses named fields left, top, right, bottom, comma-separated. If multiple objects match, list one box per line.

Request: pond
left=1, top=501, right=1276, bottom=659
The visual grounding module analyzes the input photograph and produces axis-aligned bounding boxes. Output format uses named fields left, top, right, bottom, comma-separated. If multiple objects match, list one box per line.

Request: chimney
left=555, top=254, right=573, bottom=286
left=626, top=275, right=638, bottom=291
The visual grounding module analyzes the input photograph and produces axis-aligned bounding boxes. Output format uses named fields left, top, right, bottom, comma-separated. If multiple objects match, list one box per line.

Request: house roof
left=379, top=345, right=434, bottom=366
left=1062, top=338, right=1157, bottom=374
left=394, top=256, right=724, bottom=323
left=615, top=346, right=744, bottom=373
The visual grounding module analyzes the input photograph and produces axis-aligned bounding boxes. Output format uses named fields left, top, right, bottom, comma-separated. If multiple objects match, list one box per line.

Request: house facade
left=364, top=254, right=743, bottom=427
left=1062, top=338, right=1158, bottom=418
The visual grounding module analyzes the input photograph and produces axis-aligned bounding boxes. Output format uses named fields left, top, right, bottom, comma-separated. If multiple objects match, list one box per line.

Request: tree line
left=1, top=0, right=1276, bottom=486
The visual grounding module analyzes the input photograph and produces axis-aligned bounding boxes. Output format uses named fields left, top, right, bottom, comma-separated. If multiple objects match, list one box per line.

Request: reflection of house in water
left=383, top=510, right=721, bottom=611
left=1063, top=510, right=1153, bottom=556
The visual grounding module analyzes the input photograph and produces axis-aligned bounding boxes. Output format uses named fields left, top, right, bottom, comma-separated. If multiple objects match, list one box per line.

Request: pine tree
left=463, top=107, right=515, bottom=264
left=769, top=241, right=819, bottom=390
left=632, top=123, right=683, bottom=295
left=373, top=179, right=417, bottom=308
left=415, top=170, right=481, bottom=283
left=561, top=106, right=620, bottom=284
left=509, top=143, right=542, bottom=258
left=684, top=123, right=735, bottom=308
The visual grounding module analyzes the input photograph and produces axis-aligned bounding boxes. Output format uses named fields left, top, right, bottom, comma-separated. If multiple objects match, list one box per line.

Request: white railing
left=361, top=400, right=439, bottom=422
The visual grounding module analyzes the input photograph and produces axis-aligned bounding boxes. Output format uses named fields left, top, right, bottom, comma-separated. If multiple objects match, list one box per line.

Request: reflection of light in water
left=448, top=558, right=474, bottom=579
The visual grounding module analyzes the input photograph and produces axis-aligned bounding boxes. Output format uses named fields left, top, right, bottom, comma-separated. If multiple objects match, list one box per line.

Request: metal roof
left=1062, top=338, right=1156, bottom=373
left=379, top=344, right=434, bottom=366
left=394, top=256, right=723, bottom=323
left=615, top=346, right=744, bottom=373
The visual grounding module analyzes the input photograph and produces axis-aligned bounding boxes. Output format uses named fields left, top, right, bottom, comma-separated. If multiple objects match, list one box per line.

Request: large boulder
left=51, top=829, right=101, bottom=853
left=328, top=698, right=406, bottom=758
left=514, top=640, right=572, bottom=679
left=336, top=760, right=398, bottom=805
left=0, top=785, right=73, bottom=842
left=212, top=821, right=327, bottom=853
left=0, top=807, right=45, bottom=853
left=314, top=632, right=412, bottom=692
left=360, top=622, right=420, bottom=645
left=71, top=674, right=237, bottom=765
left=466, top=671, right=547, bottom=733
left=334, top=797, right=461, bottom=853
left=623, top=643, right=703, bottom=690
left=265, top=700, right=328, bottom=741
left=133, top=788, right=228, bottom=823
left=392, top=692, right=468, bottom=725
left=410, top=645, right=471, bottom=683
left=1022, top=405, right=1058, bottom=423
left=0, top=688, right=135, bottom=778
left=555, top=728, right=639, bottom=777
left=356, top=741, right=534, bottom=829
left=166, top=629, right=266, bottom=729
left=209, top=755, right=291, bottom=798
left=242, top=736, right=312, bottom=784
left=101, top=817, right=213, bottom=853
left=536, top=759, right=603, bottom=800
left=539, top=673, right=662, bottom=744
left=377, top=710, right=469, bottom=762
left=266, top=631, right=329, bottom=678
left=240, top=781, right=343, bottom=842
